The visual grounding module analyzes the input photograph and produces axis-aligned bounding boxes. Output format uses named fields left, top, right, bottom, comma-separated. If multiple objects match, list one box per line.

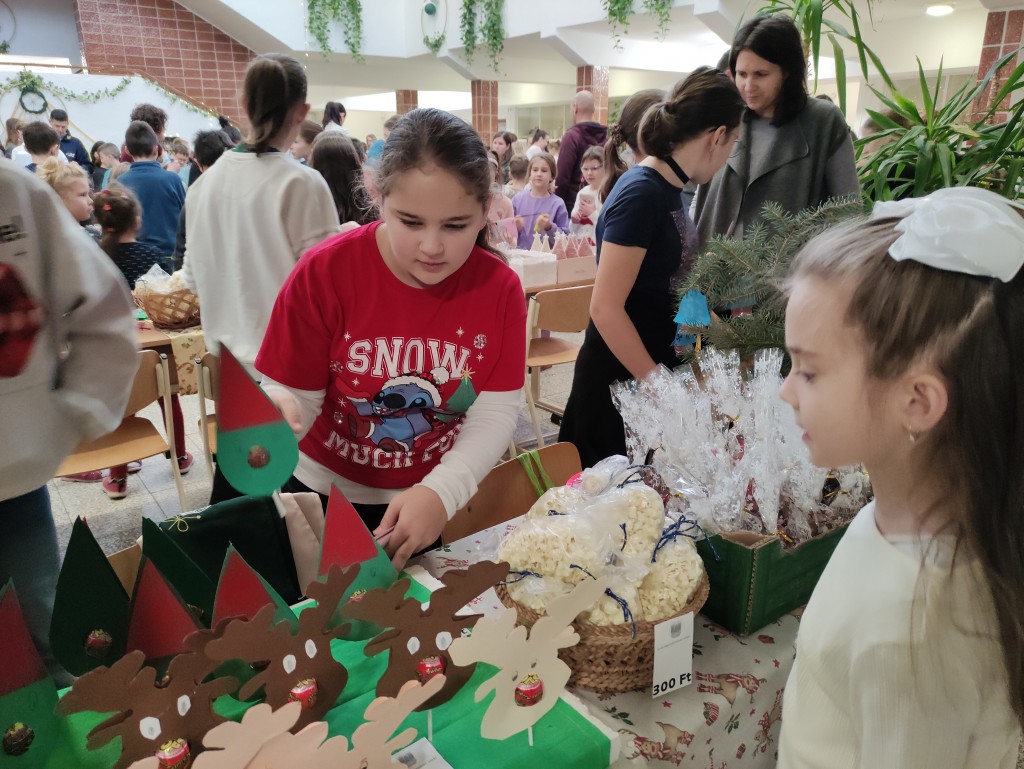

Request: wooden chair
left=523, top=284, right=594, bottom=448
left=442, top=442, right=582, bottom=544
left=56, top=350, right=188, bottom=511
left=195, top=352, right=220, bottom=475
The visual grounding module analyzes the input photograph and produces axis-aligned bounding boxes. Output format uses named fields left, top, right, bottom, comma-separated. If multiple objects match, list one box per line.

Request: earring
left=906, top=425, right=918, bottom=444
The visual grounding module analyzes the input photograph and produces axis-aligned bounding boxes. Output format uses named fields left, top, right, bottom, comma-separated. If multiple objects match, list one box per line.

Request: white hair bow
left=871, top=186, right=1024, bottom=282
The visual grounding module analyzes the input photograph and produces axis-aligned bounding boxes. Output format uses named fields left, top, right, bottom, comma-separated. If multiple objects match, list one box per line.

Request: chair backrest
left=123, top=349, right=165, bottom=416
left=198, top=351, right=220, bottom=402
left=530, top=284, right=594, bottom=334
left=442, top=442, right=582, bottom=544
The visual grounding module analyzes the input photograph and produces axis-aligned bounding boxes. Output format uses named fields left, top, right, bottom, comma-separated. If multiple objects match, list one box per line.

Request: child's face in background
left=779, top=276, right=903, bottom=471
left=60, top=178, right=93, bottom=223
left=291, top=135, right=313, bottom=161
left=174, top=151, right=190, bottom=167
left=377, top=163, right=487, bottom=288
left=581, top=159, right=604, bottom=188
left=529, top=158, right=553, bottom=192
left=99, top=151, right=118, bottom=169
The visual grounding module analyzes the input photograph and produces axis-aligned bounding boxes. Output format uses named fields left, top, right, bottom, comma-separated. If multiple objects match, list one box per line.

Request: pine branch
left=678, top=197, right=866, bottom=362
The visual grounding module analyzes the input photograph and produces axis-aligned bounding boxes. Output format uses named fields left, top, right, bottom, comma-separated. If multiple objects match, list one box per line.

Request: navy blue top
left=59, top=134, right=94, bottom=175
left=110, top=242, right=173, bottom=289
left=118, top=161, right=186, bottom=257
left=596, top=165, right=698, bottom=296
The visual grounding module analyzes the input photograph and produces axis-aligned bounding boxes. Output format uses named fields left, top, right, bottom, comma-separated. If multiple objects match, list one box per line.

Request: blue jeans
left=0, top=486, right=69, bottom=685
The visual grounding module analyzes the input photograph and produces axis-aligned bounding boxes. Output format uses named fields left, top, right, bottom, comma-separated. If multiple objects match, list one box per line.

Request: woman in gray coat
left=694, top=15, right=859, bottom=247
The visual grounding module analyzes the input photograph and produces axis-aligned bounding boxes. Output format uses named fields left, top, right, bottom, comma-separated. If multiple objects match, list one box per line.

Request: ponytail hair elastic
left=872, top=186, right=1024, bottom=282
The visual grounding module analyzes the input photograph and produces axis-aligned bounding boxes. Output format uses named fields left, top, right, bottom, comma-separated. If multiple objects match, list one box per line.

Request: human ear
left=900, top=369, right=949, bottom=436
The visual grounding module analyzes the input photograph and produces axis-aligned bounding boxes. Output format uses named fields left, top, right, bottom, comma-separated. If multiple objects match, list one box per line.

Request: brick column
left=471, top=80, right=498, bottom=140
left=973, top=8, right=1024, bottom=122
left=395, top=90, right=419, bottom=114
left=577, top=65, right=610, bottom=126
left=73, top=0, right=252, bottom=126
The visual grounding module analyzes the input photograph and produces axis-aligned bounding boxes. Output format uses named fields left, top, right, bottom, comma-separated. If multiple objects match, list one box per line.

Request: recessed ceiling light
left=926, top=4, right=954, bottom=16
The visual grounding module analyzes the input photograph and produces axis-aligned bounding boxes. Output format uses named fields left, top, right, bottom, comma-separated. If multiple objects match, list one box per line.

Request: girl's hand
left=515, top=215, right=525, bottom=231
left=571, top=212, right=582, bottom=224
left=373, top=485, right=447, bottom=570
left=264, top=387, right=304, bottom=435
left=577, top=195, right=596, bottom=218
left=536, top=213, right=551, bottom=232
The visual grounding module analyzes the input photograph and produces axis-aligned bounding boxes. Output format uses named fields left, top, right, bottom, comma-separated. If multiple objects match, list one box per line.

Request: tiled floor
left=50, top=342, right=578, bottom=556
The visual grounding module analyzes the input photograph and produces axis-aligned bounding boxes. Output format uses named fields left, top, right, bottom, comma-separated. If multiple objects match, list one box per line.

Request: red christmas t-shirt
left=256, top=222, right=527, bottom=490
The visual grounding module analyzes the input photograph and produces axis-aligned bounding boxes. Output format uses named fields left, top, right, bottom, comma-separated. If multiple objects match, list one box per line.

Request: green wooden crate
left=695, top=524, right=849, bottom=636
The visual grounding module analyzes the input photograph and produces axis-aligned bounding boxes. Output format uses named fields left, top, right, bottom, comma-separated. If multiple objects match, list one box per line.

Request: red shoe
left=177, top=452, right=194, bottom=475
left=60, top=471, right=104, bottom=483
left=102, top=474, right=128, bottom=500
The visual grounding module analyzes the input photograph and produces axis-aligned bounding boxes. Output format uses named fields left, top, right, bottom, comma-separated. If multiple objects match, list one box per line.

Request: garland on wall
left=0, top=71, right=215, bottom=117
left=421, top=0, right=447, bottom=53
left=460, top=0, right=504, bottom=72
left=307, top=0, right=365, bottom=62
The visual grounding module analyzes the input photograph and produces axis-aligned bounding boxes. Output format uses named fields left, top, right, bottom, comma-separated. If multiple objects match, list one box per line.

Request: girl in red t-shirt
left=257, top=109, right=527, bottom=569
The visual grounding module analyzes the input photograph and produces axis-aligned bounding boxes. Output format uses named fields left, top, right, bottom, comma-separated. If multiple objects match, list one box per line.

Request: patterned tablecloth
left=414, top=521, right=797, bottom=769
left=137, top=322, right=207, bottom=395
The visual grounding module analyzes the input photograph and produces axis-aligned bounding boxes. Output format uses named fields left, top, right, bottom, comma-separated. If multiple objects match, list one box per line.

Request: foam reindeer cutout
left=146, top=675, right=446, bottom=769
left=345, top=560, right=509, bottom=711
left=201, top=564, right=359, bottom=730
left=448, top=576, right=607, bottom=740
left=58, top=631, right=235, bottom=769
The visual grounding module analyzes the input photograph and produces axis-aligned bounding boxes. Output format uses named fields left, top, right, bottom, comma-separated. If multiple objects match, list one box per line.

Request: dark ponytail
left=601, top=88, right=664, bottom=201
left=638, top=67, right=744, bottom=160
left=244, top=54, right=307, bottom=155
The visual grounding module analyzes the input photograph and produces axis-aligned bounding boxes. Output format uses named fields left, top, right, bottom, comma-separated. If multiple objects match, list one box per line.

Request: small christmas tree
left=436, top=369, right=478, bottom=423
left=678, top=197, right=866, bottom=368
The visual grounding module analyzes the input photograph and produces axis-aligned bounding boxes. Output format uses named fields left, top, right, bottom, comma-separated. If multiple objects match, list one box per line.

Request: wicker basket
left=133, top=284, right=201, bottom=330
left=495, top=571, right=709, bottom=693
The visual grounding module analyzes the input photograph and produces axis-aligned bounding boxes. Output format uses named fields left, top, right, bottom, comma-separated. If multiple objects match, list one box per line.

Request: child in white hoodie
left=0, top=159, right=137, bottom=682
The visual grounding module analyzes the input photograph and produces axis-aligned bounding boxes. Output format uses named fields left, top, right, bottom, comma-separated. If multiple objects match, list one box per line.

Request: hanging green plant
left=480, top=0, right=504, bottom=72
left=0, top=40, right=10, bottom=55
left=603, top=0, right=632, bottom=50
left=307, top=0, right=364, bottom=62
left=641, top=0, right=671, bottom=40
left=460, top=0, right=480, bottom=60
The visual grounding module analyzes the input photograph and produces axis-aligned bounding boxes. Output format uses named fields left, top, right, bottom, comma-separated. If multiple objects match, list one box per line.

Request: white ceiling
left=177, top=0, right=994, bottom=110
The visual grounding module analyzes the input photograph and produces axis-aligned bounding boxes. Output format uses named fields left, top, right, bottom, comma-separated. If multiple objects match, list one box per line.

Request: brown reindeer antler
left=202, top=565, right=359, bottom=731
left=346, top=561, right=508, bottom=710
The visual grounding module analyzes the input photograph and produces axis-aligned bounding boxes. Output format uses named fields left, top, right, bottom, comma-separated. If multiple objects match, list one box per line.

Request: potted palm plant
left=857, top=51, right=1024, bottom=201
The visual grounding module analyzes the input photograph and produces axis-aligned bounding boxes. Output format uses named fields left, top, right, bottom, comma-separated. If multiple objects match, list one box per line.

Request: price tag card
left=392, top=738, right=455, bottom=769
left=651, top=611, right=694, bottom=699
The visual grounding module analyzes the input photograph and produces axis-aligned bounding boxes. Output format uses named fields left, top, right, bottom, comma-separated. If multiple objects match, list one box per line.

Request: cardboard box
left=507, top=250, right=558, bottom=290
left=695, top=524, right=848, bottom=635
left=556, top=255, right=597, bottom=284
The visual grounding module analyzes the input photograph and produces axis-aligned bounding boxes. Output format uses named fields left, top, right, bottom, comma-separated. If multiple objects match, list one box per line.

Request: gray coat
left=694, top=97, right=859, bottom=247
